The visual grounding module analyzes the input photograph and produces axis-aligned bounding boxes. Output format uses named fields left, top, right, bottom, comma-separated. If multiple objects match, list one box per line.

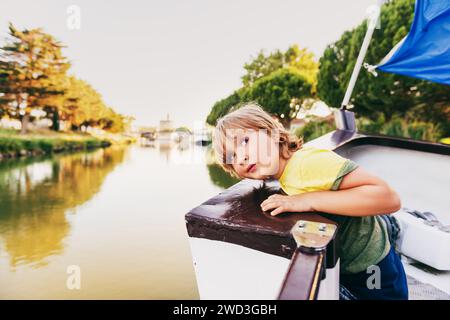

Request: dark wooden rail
left=278, top=250, right=324, bottom=300
left=278, top=220, right=337, bottom=300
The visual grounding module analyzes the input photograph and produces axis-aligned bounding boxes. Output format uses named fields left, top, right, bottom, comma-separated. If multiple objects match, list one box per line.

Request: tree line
left=206, top=44, right=318, bottom=128
left=0, top=23, right=131, bottom=134
left=207, top=0, right=449, bottom=138
left=317, top=0, right=449, bottom=136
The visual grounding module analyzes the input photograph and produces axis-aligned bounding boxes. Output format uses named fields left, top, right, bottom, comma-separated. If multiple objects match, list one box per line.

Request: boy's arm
left=261, top=167, right=401, bottom=217
left=303, top=167, right=401, bottom=216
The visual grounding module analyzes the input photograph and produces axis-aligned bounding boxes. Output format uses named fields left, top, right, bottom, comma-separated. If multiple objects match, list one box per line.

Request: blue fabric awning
left=377, top=0, right=450, bottom=86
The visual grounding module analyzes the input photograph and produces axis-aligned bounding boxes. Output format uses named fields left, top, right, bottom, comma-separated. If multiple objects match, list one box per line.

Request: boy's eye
left=241, top=136, right=249, bottom=146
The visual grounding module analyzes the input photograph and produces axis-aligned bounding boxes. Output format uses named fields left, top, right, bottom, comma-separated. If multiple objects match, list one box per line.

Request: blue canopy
left=377, top=0, right=450, bottom=85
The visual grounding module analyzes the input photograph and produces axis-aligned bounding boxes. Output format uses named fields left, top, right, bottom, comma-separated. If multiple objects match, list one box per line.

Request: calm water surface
left=0, top=140, right=238, bottom=299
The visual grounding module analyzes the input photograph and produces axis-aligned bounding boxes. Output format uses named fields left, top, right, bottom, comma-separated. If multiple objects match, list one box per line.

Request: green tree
left=61, top=76, right=128, bottom=132
left=206, top=69, right=313, bottom=127
left=97, top=107, right=131, bottom=133
left=244, top=68, right=313, bottom=128
left=0, top=23, right=70, bottom=133
left=206, top=89, right=246, bottom=126
left=61, top=76, right=102, bottom=130
left=242, top=44, right=318, bottom=89
left=207, top=45, right=318, bottom=127
left=317, top=0, right=450, bottom=135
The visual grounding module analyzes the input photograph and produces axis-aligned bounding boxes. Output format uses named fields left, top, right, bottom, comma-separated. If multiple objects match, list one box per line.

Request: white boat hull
left=189, top=237, right=339, bottom=300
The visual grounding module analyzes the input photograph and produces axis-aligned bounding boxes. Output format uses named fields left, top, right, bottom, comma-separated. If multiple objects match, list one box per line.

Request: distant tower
left=159, top=113, right=173, bottom=132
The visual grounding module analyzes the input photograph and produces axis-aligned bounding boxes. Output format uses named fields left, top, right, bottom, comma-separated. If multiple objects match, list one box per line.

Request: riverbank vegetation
left=0, top=128, right=111, bottom=159
left=317, top=0, right=449, bottom=142
left=0, top=23, right=135, bottom=158
left=206, top=0, right=449, bottom=144
left=294, top=114, right=446, bottom=144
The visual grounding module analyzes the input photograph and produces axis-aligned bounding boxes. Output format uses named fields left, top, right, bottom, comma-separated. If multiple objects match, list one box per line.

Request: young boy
left=213, top=103, right=408, bottom=300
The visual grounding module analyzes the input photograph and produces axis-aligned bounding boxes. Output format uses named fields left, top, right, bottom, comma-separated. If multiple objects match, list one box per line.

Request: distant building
left=159, top=114, right=173, bottom=132
left=309, top=101, right=332, bottom=118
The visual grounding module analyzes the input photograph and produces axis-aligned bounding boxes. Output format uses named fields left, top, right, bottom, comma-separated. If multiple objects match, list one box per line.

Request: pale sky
left=0, top=0, right=377, bottom=128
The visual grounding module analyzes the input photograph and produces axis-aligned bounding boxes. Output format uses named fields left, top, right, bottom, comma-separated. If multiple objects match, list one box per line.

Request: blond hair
left=213, top=102, right=303, bottom=177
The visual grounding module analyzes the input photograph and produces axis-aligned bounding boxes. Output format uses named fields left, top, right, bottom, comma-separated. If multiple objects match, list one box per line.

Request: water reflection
left=142, top=134, right=239, bottom=191
left=0, top=137, right=240, bottom=299
left=0, top=147, right=127, bottom=269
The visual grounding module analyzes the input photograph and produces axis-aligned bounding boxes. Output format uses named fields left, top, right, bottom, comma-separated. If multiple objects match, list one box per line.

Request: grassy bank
left=0, top=129, right=112, bottom=159
left=293, top=115, right=449, bottom=145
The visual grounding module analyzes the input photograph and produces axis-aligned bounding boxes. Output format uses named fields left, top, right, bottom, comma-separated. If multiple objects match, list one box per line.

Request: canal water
left=0, top=140, right=239, bottom=299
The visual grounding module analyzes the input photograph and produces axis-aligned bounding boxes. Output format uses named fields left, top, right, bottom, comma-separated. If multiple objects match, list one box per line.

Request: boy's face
left=224, top=128, right=280, bottom=180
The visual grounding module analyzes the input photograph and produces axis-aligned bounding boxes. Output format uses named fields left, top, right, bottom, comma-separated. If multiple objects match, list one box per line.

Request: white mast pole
left=341, top=0, right=385, bottom=108
left=336, top=0, right=385, bottom=131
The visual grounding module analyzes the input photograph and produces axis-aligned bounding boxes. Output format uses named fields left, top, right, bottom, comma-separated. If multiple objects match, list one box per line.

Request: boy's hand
left=260, top=194, right=313, bottom=216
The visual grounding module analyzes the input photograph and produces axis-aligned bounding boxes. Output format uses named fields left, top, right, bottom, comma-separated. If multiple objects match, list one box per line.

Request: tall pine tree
left=0, top=23, right=70, bottom=133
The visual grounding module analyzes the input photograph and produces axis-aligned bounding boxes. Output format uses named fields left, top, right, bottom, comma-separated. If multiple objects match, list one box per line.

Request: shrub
left=293, top=118, right=335, bottom=142
left=0, top=137, right=22, bottom=153
left=358, top=115, right=444, bottom=142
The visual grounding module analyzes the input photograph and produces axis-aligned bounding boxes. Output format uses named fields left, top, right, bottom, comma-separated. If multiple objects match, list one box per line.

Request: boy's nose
left=238, top=154, right=249, bottom=166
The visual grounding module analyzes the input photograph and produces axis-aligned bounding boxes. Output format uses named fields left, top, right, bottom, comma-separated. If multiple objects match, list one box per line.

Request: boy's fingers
left=261, top=200, right=280, bottom=212
left=270, top=207, right=284, bottom=216
left=261, top=198, right=276, bottom=207
left=268, top=194, right=283, bottom=200
left=262, top=195, right=284, bottom=207
left=260, top=203, right=272, bottom=211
